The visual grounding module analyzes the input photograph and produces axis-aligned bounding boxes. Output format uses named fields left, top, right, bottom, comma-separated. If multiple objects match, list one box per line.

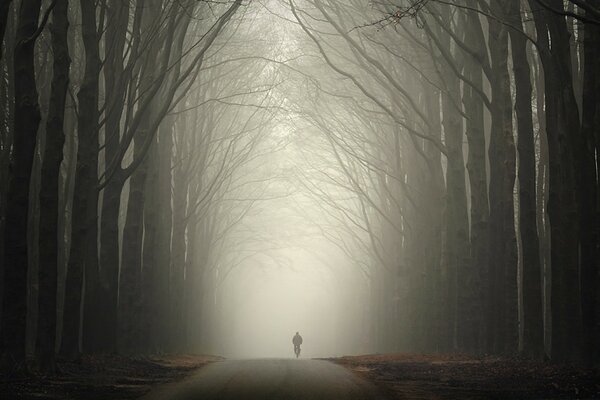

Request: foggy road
left=4, top=0, right=600, bottom=389
left=142, top=359, right=389, bottom=400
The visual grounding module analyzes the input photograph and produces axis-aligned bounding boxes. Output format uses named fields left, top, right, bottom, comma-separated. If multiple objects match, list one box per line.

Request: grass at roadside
left=330, top=353, right=600, bottom=399
left=0, top=354, right=221, bottom=400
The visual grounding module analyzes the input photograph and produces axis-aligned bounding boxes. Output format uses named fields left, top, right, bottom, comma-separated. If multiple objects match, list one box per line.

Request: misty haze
left=1, top=0, right=599, bottom=399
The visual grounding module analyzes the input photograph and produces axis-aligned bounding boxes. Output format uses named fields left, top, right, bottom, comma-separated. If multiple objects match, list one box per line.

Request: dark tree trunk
left=422, top=85, right=445, bottom=352
left=595, top=27, right=600, bottom=368
left=440, top=52, right=469, bottom=352
left=0, top=2, right=16, bottom=348
left=431, top=6, right=471, bottom=352
left=1, top=0, right=43, bottom=371
left=60, top=0, right=101, bottom=358
left=117, top=0, right=164, bottom=354
left=462, top=8, right=488, bottom=353
left=580, top=21, right=600, bottom=367
left=118, top=134, right=149, bottom=354
left=78, top=0, right=102, bottom=355
left=155, top=117, right=174, bottom=351
left=487, top=0, right=518, bottom=354
left=96, top=176, right=122, bottom=353
left=56, top=92, right=77, bottom=351
left=507, top=0, right=544, bottom=359
left=36, top=0, right=70, bottom=372
left=141, top=139, right=160, bottom=353
left=532, top=52, right=551, bottom=355
left=594, top=25, right=600, bottom=369
left=170, top=121, right=189, bottom=352
left=95, top=0, right=130, bottom=354
left=529, top=0, right=583, bottom=363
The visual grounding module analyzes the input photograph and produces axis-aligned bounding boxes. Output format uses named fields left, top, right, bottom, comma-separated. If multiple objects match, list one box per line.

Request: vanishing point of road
left=142, top=358, right=390, bottom=400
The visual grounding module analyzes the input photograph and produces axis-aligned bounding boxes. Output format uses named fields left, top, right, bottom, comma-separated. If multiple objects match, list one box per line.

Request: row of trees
left=1, top=0, right=598, bottom=375
left=282, top=0, right=599, bottom=365
left=0, top=0, right=277, bottom=373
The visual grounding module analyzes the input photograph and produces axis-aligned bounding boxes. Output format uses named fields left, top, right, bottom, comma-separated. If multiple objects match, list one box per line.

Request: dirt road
left=142, top=358, right=390, bottom=400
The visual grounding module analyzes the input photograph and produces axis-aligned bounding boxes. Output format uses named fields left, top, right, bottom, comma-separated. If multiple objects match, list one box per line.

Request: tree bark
left=462, top=7, right=489, bottom=353
left=170, top=118, right=189, bottom=352
left=78, top=0, right=102, bottom=355
left=60, top=0, right=101, bottom=358
left=118, top=133, right=149, bottom=354
left=430, top=6, right=471, bottom=352
left=532, top=51, right=552, bottom=355
left=141, top=138, right=160, bottom=353
left=440, top=43, right=469, bottom=352
left=507, top=0, right=544, bottom=359
left=487, top=0, right=518, bottom=354
left=1, top=0, right=43, bottom=371
left=422, top=84, right=445, bottom=352
left=95, top=0, right=130, bottom=354
left=155, top=117, right=174, bottom=351
left=36, top=0, right=70, bottom=372
left=0, top=2, right=16, bottom=348
left=580, top=20, right=600, bottom=367
left=117, top=0, right=163, bottom=354
left=529, top=0, right=583, bottom=363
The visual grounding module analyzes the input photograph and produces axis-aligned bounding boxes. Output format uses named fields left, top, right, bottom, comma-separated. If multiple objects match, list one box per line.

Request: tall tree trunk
left=60, top=0, right=101, bottom=358
left=155, top=117, right=174, bottom=351
left=594, top=24, right=600, bottom=369
left=462, top=7, right=488, bottom=353
left=96, top=0, right=129, bottom=354
left=0, top=2, right=16, bottom=348
left=1, top=0, right=43, bottom=371
left=56, top=92, right=76, bottom=351
left=141, top=139, right=159, bottom=353
left=487, top=0, right=518, bottom=354
left=432, top=6, right=470, bottom=352
left=595, top=29, right=600, bottom=368
left=183, top=219, right=198, bottom=350
left=29, top=33, right=56, bottom=360
left=36, top=0, right=70, bottom=372
left=507, top=0, right=543, bottom=359
left=440, top=43, right=469, bottom=352
left=580, top=21, right=600, bottom=367
left=117, top=0, right=163, bottom=354
left=529, top=0, right=583, bottom=363
left=118, top=134, right=149, bottom=354
left=532, top=51, right=551, bottom=355
left=423, top=85, right=445, bottom=352
left=78, top=0, right=102, bottom=354
left=170, top=120, right=189, bottom=352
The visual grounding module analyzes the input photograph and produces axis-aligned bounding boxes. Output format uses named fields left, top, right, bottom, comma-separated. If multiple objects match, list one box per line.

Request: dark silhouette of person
left=292, top=331, right=303, bottom=358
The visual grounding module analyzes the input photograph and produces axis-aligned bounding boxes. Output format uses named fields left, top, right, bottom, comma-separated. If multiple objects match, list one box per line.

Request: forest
left=0, top=0, right=599, bottom=394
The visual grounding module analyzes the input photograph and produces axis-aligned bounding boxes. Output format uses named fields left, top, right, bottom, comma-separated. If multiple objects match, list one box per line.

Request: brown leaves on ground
left=0, top=354, right=222, bottom=400
left=330, top=353, right=600, bottom=399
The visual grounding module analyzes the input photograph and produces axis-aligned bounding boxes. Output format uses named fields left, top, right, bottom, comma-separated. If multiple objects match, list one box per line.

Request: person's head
left=296, top=331, right=299, bottom=335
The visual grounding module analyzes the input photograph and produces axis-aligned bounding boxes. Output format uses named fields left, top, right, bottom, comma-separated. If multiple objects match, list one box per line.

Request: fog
left=2, top=0, right=598, bottom=374
left=172, top=1, right=384, bottom=358
left=196, top=118, right=373, bottom=358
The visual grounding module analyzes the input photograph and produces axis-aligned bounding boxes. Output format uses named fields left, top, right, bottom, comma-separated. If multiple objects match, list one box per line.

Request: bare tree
left=36, top=0, right=70, bottom=372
